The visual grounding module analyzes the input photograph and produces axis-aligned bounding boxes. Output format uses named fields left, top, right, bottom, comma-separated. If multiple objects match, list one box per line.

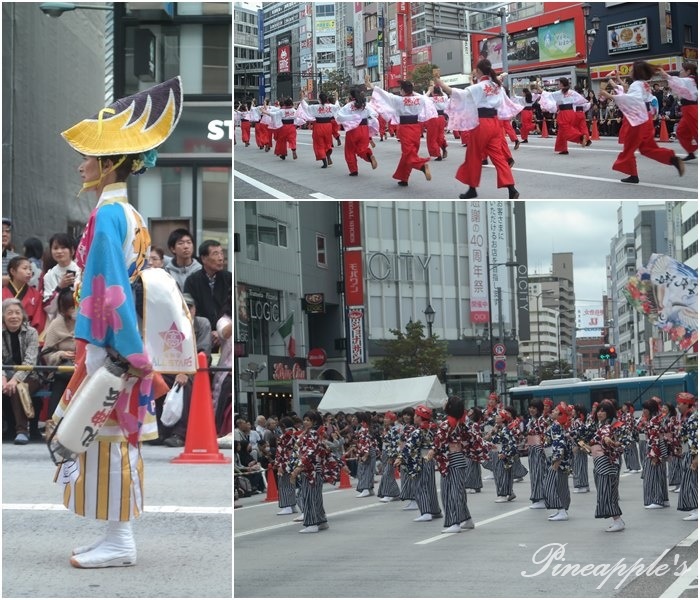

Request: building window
left=278, top=223, right=288, bottom=248
left=316, top=234, right=327, bottom=267
left=245, top=202, right=259, bottom=261
left=317, top=35, right=335, bottom=46
left=316, top=4, right=335, bottom=18
left=684, top=25, right=693, bottom=43
left=317, top=51, right=336, bottom=64
left=683, top=240, right=698, bottom=262
left=447, top=51, right=453, bottom=60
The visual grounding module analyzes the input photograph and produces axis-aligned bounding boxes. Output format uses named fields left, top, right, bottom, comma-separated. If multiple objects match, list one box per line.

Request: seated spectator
left=41, top=233, right=80, bottom=325
left=343, top=441, right=359, bottom=478
left=148, top=246, right=166, bottom=269
left=213, top=302, right=232, bottom=435
left=234, top=440, right=266, bottom=493
left=164, top=228, right=201, bottom=290
left=40, top=289, right=76, bottom=417
left=2, top=218, right=18, bottom=287
left=22, top=237, right=44, bottom=289
left=3, top=256, right=45, bottom=335
left=2, top=298, right=41, bottom=444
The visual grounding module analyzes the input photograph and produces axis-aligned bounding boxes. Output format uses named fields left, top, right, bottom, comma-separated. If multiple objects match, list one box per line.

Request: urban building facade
left=234, top=1, right=263, bottom=104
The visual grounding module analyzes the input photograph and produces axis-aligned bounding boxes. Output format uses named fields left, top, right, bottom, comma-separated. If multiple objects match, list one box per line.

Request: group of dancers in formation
left=269, top=391, right=697, bottom=535
left=235, top=59, right=697, bottom=198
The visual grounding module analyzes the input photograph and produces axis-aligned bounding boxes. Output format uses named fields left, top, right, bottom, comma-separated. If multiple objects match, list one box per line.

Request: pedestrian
left=620, top=402, right=642, bottom=473
left=366, top=76, right=433, bottom=187
left=485, top=409, right=519, bottom=504
left=22, top=237, right=44, bottom=288
left=334, top=87, right=378, bottom=176
left=599, top=60, right=685, bottom=184
left=3, top=256, right=46, bottom=335
left=396, top=404, right=442, bottom=522
left=274, top=417, right=299, bottom=516
left=377, top=411, right=401, bottom=502
left=537, top=78, right=591, bottom=154
left=675, top=392, right=697, bottom=521
left=354, top=411, right=378, bottom=498
left=424, top=82, right=449, bottom=161
left=526, top=399, right=548, bottom=510
left=542, top=402, right=572, bottom=522
left=435, top=59, right=521, bottom=199
left=640, top=398, right=669, bottom=509
left=430, top=396, right=486, bottom=533
left=2, top=217, right=19, bottom=287
left=657, top=62, right=697, bottom=161
left=298, top=90, right=338, bottom=169
left=581, top=399, right=626, bottom=532
left=52, top=76, right=184, bottom=568
left=264, top=98, right=298, bottom=160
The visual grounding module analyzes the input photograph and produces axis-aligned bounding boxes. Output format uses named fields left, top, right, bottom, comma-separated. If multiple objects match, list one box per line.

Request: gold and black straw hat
left=61, top=76, right=183, bottom=156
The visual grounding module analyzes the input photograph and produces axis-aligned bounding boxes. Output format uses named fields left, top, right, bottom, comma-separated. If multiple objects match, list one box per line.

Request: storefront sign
left=607, top=18, right=648, bottom=55
left=344, top=250, right=364, bottom=306
left=590, top=56, right=682, bottom=80
left=348, top=308, right=367, bottom=364
left=248, top=287, right=281, bottom=322
left=307, top=348, right=327, bottom=367
left=278, top=45, right=291, bottom=73
left=342, top=201, right=362, bottom=247
left=366, top=251, right=431, bottom=282
left=468, top=201, right=489, bottom=324
left=270, top=356, right=307, bottom=381
left=304, top=293, right=325, bottom=314
left=538, top=20, right=577, bottom=62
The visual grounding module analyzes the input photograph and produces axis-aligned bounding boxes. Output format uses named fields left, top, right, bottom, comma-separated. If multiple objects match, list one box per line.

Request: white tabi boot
left=70, top=521, right=137, bottom=568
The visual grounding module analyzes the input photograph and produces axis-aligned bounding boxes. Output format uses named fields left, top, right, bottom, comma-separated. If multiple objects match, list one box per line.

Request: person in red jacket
left=2, top=256, right=45, bottom=335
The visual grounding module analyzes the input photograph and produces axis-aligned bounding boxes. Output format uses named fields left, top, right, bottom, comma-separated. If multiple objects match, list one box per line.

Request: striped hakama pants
left=399, top=465, right=415, bottom=501
left=464, top=458, right=483, bottom=491
left=277, top=472, right=297, bottom=509
left=543, top=465, right=570, bottom=510
left=482, top=449, right=498, bottom=473
left=301, top=466, right=327, bottom=528
left=623, top=441, right=642, bottom=471
left=296, top=474, right=307, bottom=515
left=441, top=452, right=471, bottom=527
left=593, top=455, right=622, bottom=518
left=493, top=457, right=514, bottom=498
left=677, top=453, right=698, bottom=513
left=528, top=445, right=546, bottom=503
left=377, top=451, right=400, bottom=498
left=415, top=459, right=442, bottom=516
left=356, top=449, right=377, bottom=492
left=512, top=455, right=528, bottom=480
left=61, top=441, right=143, bottom=521
left=572, top=449, right=589, bottom=489
left=642, top=458, right=669, bottom=506
left=667, top=455, right=682, bottom=487
left=638, top=439, right=647, bottom=478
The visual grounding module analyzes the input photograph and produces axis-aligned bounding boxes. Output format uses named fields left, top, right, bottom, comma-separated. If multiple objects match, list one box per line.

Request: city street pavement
left=234, top=461, right=698, bottom=599
left=2, top=441, right=232, bottom=598
left=233, top=129, right=698, bottom=200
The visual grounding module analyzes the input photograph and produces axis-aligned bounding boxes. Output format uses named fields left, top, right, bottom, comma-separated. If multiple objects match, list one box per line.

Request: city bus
left=508, top=371, right=697, bottom=416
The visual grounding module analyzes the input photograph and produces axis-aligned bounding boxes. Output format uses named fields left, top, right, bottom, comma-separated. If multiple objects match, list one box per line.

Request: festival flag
left=276, top=314, right=296, bottom=358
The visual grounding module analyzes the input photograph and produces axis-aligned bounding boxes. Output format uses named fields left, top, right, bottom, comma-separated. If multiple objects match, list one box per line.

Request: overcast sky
left=524, top=200, right=665, bottom=306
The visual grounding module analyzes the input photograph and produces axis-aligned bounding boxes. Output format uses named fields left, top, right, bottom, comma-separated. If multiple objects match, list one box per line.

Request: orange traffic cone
left=172, top=352, right=231, bottom=464
left=338, top=467, right=352, bottom=489
left=262, top=465, right=278, bottom=502
left=541, top=118, right=549, bottom=138
left=591, top=117, right=600, bottom=141
left=659, top=118, right=670, bottom=142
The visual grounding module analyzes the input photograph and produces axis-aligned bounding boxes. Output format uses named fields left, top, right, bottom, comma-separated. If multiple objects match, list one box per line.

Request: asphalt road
left=2, top=441, right=232, bottom=598
left=234, top=461, right=697, bottom=599
left=233, top=129, right=698, bottom=200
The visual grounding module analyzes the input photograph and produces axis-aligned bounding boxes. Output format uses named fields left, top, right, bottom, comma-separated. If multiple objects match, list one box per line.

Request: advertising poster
left=468, top=201, right=489, bottom=324
left=608, top=18, right=648, bottom=55
left=507, top=29, right=540, bottom=66
left=354, top=3, right=364, bottom=66
left=477, top=37, right=503, bottom=70
left=277, top=45, right=291, bottom=73
left=538, top=20, right=577, bottom=62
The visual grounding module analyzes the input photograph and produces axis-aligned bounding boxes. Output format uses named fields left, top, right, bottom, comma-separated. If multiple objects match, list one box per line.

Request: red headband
left=498, top=410, right=512, bottom=422
left=676, top=392, right=696, bottom=406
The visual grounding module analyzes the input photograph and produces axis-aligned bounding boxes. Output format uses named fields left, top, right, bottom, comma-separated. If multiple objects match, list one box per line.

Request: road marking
left=660, top=559, right=698, bottom=598
left=415, top=505, right=532, bottom=545
left=233, top=169, right=293, bottom=198
left=677, top=528, right=698, bottom=547
left=2, top=503, right=232, bottom=515
left=310, top=192, right=336, bottom=199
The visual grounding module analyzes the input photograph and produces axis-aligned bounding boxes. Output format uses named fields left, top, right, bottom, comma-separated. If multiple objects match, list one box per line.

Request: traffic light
left=609, top=346, right=617, bottom=359
left=598, top=346, right=617, bottom=360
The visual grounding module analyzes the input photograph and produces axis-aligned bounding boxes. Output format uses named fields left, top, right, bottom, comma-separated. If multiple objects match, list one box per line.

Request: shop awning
left=317, top=375, right=447, bottom=414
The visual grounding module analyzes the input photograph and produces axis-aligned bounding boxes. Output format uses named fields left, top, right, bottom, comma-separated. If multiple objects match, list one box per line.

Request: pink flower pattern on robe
left=79, top=274, right=126, bottom=341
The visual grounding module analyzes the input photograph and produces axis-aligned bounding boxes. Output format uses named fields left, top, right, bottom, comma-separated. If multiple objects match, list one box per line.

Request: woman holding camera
left=42, top=232, right=81, bottom=325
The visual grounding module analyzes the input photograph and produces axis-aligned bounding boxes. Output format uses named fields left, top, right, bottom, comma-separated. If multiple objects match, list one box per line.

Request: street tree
left=321, top=69, right=353, bottom=101
left=373, top=319, right=449, bottom=380
left=408, top=63, right=439, bottom=92
left=538, top=360, right=574, bottom=382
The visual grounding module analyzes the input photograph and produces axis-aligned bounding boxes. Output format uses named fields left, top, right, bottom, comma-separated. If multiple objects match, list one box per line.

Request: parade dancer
left=397, top=407, right=417, bottom=510
left=436, top=59, right=522, bottom=199
left=658, top=62, right=698, bottom=161
left=355, top=411, right=378, bottom=498
left=253, top=100, right=272, bottom=152
left=264, top=98, right=299, bottom=161
left=378, top=412, right=401, bottom=502
left=542, top=402, right=572, bottom=521
left=661, top=404, right=682, bottom=493
left=330, top=94, right=342, bottom=147
left=298, top=90, right=338, bottom=169
left=425, top=82, right=449, bottom=160
left=335, top=88, right=378, bottom=176
left=599, top=60, right=685, bottom=183
left=581, top=400, right=625, bottom=532
left=641, top=399, right=669, bottom=509
left=573, top=85, right=592, bottom=145
left=569, top=405, right=591, bottom=493
left=486, top=410, right=519, bottom=503
left=676, top=392, right=698, bottom=521
left=481, top=393, right=501, bottom=480
left=514, top=87, right=540, bottom=143
left=289, top=411, right=338, bottom=533
left=465, top=407, right=486, bottom=494
left=239, top=101, right=252, bottom=147
left=505, top=405, right=528, bottom=482
left=366, top=76, right=433, bottom=186
left=537, top=78, right=590, bottom=154
left=274, top=417, right=299, bottom=515
left=526, top=399, right=547, bottom=509
left=52, top=77, right=187, bottom=568
left=396, top=405, right=442, bottom=522
left=430, top=397, right=487, bottom=533
left=620, top=402, right=642, bottom=473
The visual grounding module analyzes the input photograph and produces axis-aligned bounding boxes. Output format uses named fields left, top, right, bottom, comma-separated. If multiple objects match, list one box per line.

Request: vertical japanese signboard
left=468, top=202, right=489, bottom=324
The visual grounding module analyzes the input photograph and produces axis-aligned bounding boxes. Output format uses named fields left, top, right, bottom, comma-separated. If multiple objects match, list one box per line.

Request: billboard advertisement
left=506, top=29, right=540, bottom=66
left=343, top=250, right=364, bottom=306
left=277, top=45, right=291, bottom=73
left=538, top=20, right=577, bottom=62
left=607, top=18, right=648, bottom=55
left=354, top=3, right=364, bottom=67
left=576, top=304, right=605, bottom=338
left=468, top=201, right=489, bottom=324
left=477, top=37, right=504, bottom=70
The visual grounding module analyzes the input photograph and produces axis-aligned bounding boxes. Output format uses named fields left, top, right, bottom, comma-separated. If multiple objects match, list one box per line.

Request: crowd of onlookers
left=2, top=216, right=233, bottom=447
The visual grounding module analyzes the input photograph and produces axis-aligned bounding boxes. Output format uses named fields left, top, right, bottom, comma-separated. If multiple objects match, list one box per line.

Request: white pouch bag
left=161, top=384, right=184, bottom=427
